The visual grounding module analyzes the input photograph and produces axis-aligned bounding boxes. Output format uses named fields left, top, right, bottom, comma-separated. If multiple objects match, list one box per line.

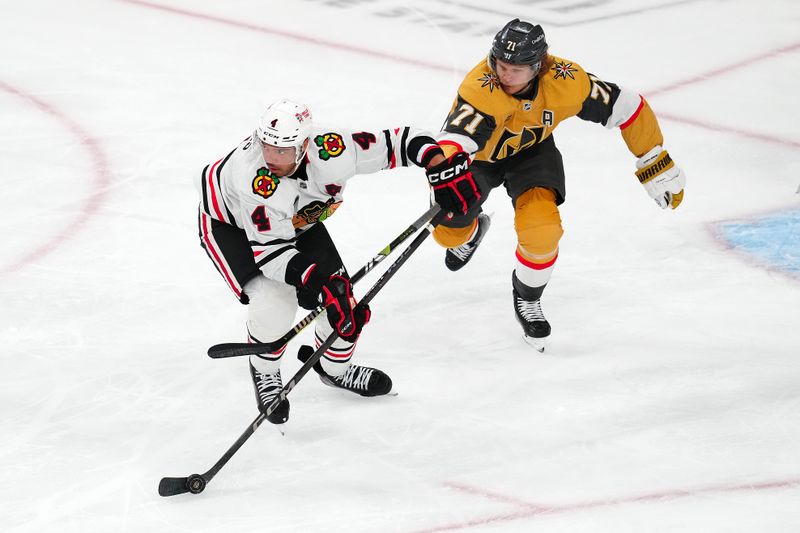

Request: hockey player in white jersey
left=197, top=99, right=479, bottom=424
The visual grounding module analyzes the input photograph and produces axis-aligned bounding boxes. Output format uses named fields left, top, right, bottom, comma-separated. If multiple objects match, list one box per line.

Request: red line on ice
left=120, top=0, right=800, bottom=151
left=411, top=478, right=800, bottom=532
left=0, top=81, right=111, bottom=277
left=647, top=42, right=800, bottom=97
left=120, top=0, right=452, bottom=73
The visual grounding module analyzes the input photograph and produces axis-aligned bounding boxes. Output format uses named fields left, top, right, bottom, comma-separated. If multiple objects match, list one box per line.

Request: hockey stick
left=158, top=209, right=442, bottom=497
left=207, top=203, right=442, bottom=359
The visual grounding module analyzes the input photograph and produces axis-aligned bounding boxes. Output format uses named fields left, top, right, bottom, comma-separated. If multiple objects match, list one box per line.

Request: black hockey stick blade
left=158, top=474, right=207, bottom=497
left=207, top=306, right=320, bottom=358
left=207, top=342, right=280, bottom=359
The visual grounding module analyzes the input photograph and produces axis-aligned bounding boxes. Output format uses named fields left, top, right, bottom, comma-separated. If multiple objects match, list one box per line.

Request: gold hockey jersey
left=439, top=56, right=663, bottom=161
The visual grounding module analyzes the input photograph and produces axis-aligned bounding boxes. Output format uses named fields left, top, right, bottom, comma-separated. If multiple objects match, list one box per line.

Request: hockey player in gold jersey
left=431, top=19, right=686, bottom=351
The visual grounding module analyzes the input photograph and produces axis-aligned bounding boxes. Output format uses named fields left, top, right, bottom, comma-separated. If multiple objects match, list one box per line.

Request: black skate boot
left=445, top=213, right=491, bottom=271
left=249, top=363, right=290, bottom=424
left=512, top=273, right=551, bottom=352
left=297, top=345, right=393, bottom=397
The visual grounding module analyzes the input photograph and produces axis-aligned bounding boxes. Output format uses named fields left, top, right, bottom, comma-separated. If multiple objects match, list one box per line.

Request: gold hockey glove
left=635, top=146, right=686, bottom=209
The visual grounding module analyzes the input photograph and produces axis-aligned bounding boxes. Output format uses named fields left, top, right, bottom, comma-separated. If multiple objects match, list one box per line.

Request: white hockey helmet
left=256, top=99, right=313, bottom=164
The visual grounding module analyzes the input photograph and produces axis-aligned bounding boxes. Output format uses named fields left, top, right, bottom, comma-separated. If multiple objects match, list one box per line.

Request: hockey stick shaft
left=158, top=211, right=440, bottom=496
left=207, top=204, right=442, bottom=359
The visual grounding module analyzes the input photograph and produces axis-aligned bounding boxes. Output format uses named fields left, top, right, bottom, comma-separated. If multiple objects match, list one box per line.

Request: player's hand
left=425, top=151, right=482, bottom=216
left=298, top=267, right=370, bottom=342
left=318, top=275, right=370, bottom=342
left=635, top=145, right=685, bottom=209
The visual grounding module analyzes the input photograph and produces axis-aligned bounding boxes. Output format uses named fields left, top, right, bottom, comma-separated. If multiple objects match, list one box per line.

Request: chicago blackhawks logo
left=552, top=61, right=578, bottom=80
left=314, top=133, right=346, bottom=160
left=291, top=199, right=342, bottom=228
left=252, top=167, right=280, bottom=198
left=478, top=72, right=500, bottom=92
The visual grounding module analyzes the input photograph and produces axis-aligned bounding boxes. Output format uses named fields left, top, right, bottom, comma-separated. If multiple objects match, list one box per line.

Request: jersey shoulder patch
left=548, top=56, right=586, bottom=81
left=306, top=127, right=357, bottom=183
left=540, top=55, right=591, bottom=107
left=311, top=130, right=348, bottom=161
left=458, top=60, right=516, bottom=119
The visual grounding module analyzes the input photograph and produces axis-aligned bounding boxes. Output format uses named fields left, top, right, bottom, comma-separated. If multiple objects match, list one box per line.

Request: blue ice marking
left=717, top=209, right=800, bottom=274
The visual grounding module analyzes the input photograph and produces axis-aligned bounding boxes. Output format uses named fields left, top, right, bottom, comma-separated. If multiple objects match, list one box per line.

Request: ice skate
left=249, top=364, right=290, bottom=424
left=445, top=213, right=491, bottom=271
left=512, top=281, right=551, bottom=353
left=297, top=345, right=393, bottom=397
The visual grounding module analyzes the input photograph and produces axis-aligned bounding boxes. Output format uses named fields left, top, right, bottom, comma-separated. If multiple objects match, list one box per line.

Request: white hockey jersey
left=197, top=126, right=440, bottom=284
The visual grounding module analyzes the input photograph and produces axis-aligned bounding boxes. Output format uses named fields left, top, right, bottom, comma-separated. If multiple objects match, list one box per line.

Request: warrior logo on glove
left=635, top=146, right=686, bottom=210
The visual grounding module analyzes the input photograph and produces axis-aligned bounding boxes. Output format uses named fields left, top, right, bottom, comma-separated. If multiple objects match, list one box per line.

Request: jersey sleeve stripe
left=619, top=95, right=644, bottom=130
left=383, top=129, right=396, bottom=169
left=400, top=126, right=409, bottom=167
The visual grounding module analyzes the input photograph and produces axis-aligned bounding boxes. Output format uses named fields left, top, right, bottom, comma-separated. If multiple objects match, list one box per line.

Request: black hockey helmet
left=489, top=19, right=548, bottom=73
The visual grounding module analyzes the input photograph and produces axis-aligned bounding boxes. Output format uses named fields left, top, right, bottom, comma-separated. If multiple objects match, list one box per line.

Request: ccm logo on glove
left=427, top=159, right=470, bottom=183
left=425, top=151, right=482, bottom=215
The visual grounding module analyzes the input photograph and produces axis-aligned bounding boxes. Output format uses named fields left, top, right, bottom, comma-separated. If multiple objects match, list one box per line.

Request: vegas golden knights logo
left=489, top=125, right=546, bottom=161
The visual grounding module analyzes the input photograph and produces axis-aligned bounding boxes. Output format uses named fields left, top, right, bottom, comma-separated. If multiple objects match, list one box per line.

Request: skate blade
left=261, top=418, right=286, bottom=436
left=260, top=411, right=288, bottom=435
left=522, top=334, right=547, bottom=353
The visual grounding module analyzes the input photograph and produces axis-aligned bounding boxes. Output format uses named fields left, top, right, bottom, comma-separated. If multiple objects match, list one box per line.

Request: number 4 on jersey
left=352, top=132, right=376, bottom=150
left=251, top=205, right=270, bottom=231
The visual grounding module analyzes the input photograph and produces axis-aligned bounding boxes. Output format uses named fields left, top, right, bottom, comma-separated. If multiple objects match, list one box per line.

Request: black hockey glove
left=319, top=275, right=370, bottom=343
left=298, top=266, right=370, bottom=342
left=425, top=151, right=482, bottom=216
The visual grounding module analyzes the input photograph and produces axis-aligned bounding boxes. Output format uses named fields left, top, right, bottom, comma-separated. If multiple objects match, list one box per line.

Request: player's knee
left=244, top=276, right=297, bottom=342
left=514, top=188, right=563, bottom=256
left=432, top=219, right=477, bottom=248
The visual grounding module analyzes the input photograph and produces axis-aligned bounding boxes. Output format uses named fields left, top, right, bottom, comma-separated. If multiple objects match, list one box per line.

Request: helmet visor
left=260, top=140, right=298, bottom=166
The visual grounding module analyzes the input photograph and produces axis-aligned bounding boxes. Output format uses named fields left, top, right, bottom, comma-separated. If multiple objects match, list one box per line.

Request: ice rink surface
left=1, top=0, right=799, bottom=531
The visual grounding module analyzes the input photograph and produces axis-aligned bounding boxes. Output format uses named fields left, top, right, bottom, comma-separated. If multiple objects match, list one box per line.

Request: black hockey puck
left=187, top=474, right=206, bottom=494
